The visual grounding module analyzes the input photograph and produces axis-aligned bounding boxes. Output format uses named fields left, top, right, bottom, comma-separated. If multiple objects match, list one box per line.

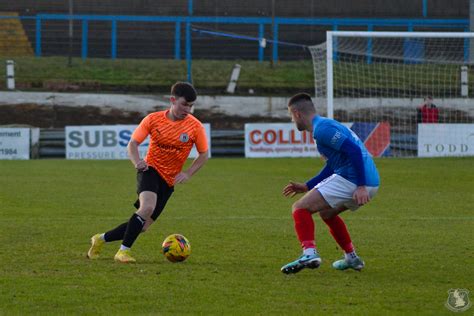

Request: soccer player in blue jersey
left=281, top=93, right=380, bottom=274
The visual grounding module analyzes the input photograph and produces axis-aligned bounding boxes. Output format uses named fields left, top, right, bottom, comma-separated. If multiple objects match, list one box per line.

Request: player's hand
left=135, top=160, right=149, bottom=172
left=353, top=186, right=370, bottom=206
left=174, top=171, right=190, bottom=185
left=283, top=181, right=308, bottom=197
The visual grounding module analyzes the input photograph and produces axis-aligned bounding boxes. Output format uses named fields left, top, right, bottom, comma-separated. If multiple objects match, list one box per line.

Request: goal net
left=309, top=31, right=474, bottom=157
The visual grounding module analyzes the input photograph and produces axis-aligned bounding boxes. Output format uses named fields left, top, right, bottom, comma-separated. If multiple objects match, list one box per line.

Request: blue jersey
left=312, top=115, right=380, bottom=186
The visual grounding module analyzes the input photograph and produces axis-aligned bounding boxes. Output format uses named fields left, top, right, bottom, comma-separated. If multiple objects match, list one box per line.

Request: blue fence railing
left=27, top=14, right=468, bottom=61
left=0, top=14, right=469, bottom=82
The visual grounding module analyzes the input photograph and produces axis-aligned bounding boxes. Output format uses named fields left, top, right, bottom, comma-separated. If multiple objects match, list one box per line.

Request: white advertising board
left=245, top=123, right=317, bottom=158
left=0, top=128, right=30, bottom=160
left=66, top=124, right=211, bottom=160
left=418, top=124, right=474, bottom=157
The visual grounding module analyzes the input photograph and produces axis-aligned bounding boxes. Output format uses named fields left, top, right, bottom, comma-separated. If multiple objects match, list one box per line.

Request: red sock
left=322, top=215, right=354, bottom=253
left=292, top=208, right=315, bottom=249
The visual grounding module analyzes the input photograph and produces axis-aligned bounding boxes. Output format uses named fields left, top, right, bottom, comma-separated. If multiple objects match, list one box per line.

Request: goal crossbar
left=327, top=31, right=474, bottom=39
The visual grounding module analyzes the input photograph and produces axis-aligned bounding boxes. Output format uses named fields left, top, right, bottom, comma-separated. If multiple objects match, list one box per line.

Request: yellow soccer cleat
left=114, top=249, right=136, bottom=263
left=87, top=234, right=105, bottom=260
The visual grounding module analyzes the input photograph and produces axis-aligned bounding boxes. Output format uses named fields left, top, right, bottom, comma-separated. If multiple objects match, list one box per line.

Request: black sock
left=103, top=222, right=128, bottom=242
left=122, top=213, right=146, bottom=248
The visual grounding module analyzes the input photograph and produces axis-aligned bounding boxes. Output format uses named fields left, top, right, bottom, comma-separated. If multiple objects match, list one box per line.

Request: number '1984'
left=0, top=148, right=18, bottom=155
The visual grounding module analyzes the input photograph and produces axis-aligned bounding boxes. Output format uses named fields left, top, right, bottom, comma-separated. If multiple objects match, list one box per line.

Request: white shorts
left=314, top=174, right=379, bottom=211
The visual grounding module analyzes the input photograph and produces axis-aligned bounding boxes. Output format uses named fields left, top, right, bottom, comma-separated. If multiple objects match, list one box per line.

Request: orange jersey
left=131, top=110, right=208, bottom=187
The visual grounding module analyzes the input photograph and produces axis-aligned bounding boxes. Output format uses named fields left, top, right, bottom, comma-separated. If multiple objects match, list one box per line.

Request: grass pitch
left=0, top=57, right=314, bottom=93
left=0, top=158, right=472, bottom=315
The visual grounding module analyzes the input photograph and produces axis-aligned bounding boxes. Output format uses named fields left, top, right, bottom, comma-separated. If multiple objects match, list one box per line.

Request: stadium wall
left=1, top=91, right=473, bottom=122
left=1, top=92, right=472, bottom=158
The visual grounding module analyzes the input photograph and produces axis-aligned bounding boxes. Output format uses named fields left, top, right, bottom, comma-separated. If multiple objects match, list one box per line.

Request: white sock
left=99, top=233, right=106, bottom=241
left=303, top=248, right=316, bottom=256
left=120, top=245, right=130, bottom=251
left=344, top=251, right=358, bottom=261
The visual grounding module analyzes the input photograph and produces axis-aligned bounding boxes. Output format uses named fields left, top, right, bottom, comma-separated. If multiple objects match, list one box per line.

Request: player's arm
left=305, top=164, right=333, bottom=190
left=339, top=138, right=369, bottom=205
left=187, top=150, right=209, bottom=177
left=316, top=125, right=366, bottom=186
left=175, top=124, right=209, bottom=184
left=282, top=164, right=333, bottom=197
left=282, top=181, right=307, bottom=197
left=128, top=116, right=151, bottom=172
left=175, top=150, right=209, bottom=184
left=127, top=139, right=148, bottom=171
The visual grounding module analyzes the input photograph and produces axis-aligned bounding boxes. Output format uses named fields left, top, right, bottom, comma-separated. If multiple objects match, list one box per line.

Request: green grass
left=0, top=56, right=469, bottom=96
left=0, top=158, right=473, bottom=314
left=0, top=57, right=315, bottom=94
left=333, top=62, right=465, bottom=96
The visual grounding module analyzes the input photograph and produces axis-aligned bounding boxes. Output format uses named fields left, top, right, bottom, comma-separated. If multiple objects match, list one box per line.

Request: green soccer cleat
left=281, top=253, right=322, bottom=274
left=114, top=249, right=136, bottom=263
left=332, top=257, right=365, bottom=271
left=87, top=234, right=105, bottom=260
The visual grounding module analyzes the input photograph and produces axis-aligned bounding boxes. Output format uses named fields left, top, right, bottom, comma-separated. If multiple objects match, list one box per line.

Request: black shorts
left=133, top=166, right=174, bottom=220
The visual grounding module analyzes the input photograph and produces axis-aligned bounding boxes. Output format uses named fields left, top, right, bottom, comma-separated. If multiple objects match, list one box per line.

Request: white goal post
left=309, top=31, right=474, bottom=157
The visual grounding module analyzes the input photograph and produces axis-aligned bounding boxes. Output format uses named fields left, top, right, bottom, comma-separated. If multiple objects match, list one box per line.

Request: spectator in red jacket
left=417, top=96, right=439, bottom=123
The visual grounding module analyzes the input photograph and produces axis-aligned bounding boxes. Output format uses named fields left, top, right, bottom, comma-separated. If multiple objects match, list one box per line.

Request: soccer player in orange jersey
left=87, top=82, right=209, bottom=263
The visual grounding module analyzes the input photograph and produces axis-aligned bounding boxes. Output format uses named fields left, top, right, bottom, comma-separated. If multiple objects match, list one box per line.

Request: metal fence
left=14, top=14, right=471, bottom=62
left=0, top=13, right=468, bottom=86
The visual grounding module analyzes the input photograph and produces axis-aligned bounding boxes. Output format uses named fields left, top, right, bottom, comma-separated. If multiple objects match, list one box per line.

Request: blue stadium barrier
left=0, top=14, right=469, bottom=82
left=29, top=14, right=468, bottom=61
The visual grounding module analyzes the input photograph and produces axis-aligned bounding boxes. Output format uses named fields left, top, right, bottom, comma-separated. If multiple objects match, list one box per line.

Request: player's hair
left=171, top=82, right=197, bottom=102
left=288, top=93, right=315, bottom=114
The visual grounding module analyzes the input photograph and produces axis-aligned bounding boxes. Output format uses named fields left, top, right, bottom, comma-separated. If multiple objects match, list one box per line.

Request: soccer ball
left=161, top=234, right=191, bottom=262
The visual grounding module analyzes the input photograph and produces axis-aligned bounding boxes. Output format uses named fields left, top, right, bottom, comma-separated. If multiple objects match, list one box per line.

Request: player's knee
left=137, top=206, right=154, bottom=218
left=292, top=201, right=307, bottom=213
left=141, top=219, right=155, bottom=232
left=292, top=203, right=319, bottom=215
left=291, top=202, right=301, bottom=213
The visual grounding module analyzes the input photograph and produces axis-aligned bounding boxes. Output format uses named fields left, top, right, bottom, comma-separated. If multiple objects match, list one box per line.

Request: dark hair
left=171, top=82, right=197, bottom=102
left=288, top=93, right=315, bottom=113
